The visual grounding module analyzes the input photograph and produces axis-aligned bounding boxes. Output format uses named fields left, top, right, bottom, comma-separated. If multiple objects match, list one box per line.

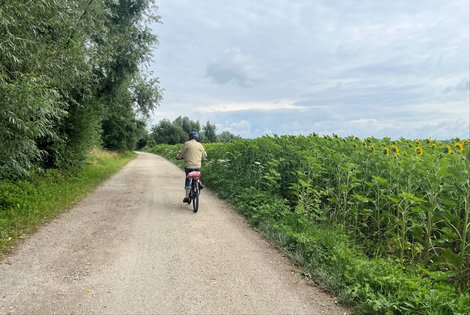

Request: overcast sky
left=149, top=0, right=469, bottom=139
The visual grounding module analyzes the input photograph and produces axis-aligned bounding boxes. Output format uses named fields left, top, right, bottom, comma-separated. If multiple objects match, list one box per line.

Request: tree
left=202, top=121, right=217, bottom=143
left=101, top=104, right=144, bottom=151
left=96, top=0, right=162, bottom=151
left=0, top=0, right=103, bottom=175
left=217, top=131, right=241, bottom=143
left=0, top=75, right=66, bottom=177
left=151, top=120, right=187, bottom=145
left=135, top=120, right=149, bottom=150
left=146, top=119, right=241, bottom=147
left=149, top=117, right=204, bottom=145
left=173, top=116, right=200, bottom=135
left=0, top=0, right=162, bottom=178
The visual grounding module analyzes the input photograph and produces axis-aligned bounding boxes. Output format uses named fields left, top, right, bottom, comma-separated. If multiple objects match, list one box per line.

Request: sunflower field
left=148, top=135, right=469, bottom=314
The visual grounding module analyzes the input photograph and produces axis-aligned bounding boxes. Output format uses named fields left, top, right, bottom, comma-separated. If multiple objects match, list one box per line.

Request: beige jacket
left=176, top=139, right=207, bottom=168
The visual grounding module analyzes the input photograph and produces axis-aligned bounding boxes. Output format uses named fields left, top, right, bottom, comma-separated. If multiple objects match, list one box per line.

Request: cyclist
left=176, top=131, right=207, bottom=203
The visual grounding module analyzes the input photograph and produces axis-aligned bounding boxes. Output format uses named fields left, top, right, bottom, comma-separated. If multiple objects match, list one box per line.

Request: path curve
left=0, top=152, right=347, bottom=314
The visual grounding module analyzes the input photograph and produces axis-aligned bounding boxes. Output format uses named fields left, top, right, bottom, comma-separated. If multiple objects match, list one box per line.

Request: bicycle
left=186, top=170, right=202, bottom=213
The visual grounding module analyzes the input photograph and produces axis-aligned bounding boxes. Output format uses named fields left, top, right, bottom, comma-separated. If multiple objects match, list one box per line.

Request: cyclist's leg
left=184, top=168, right=191, bottom=188
left=183, top=168, right=192, bottom=202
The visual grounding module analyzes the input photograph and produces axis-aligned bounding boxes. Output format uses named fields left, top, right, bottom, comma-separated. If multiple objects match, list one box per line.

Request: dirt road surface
left=0, top=152, right=348, bottom=314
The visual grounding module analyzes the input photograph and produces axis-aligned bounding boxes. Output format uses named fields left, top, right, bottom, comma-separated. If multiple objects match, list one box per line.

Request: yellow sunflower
left=455, top=142, right=464, bottom=152
left=444, top=145, right=452, bottom=154
left=383, top=148, right=389, bottom=156
left=391, top=145, right=399, bottom=154
left=416, top=147, right=423, bottom=156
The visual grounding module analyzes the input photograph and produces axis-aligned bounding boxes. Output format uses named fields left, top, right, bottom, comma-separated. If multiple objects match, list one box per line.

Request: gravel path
left=0, top=152, right=348, bottom=314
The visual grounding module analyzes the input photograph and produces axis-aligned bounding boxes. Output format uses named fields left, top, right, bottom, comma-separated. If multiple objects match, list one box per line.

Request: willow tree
left=0, top=0, right=101, bottom=176
left=0, top=0, right=162, bottom=178
left=97, top=0, right=162, bottom=151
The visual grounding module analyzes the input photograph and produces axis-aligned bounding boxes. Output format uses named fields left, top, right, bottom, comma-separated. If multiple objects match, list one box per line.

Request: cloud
left=443, top=79, right=470, bottom=93
left=296, top=82, right=426, bottom=108
left=150, top=0, right=469, bottom=139
left=206, top=99, right=469, bottom=139
left=343, top=59, right=425, bottom=78
left=205, top=48, right=265, bottom=87
left=216, top=119, right=253, bottom=138
left=350, top=118, right=393, bottom=129
left=201, top=101, right=309, bottom=113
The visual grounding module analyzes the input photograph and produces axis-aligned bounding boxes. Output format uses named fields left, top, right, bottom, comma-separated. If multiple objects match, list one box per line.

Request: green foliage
left=148, top=136, right=470, bottom=314
left=150, top=116, right=241, bottom=145
left=174, top=116, right=201, bottom=134
left=217, top=131, right=242, bottom=143
left=0, top=74, right=66, bottom=178
left=0, top=149, right=135, bottom=254
left=0, top=0, right=161, bottom=177
left=95, top=0, right=162, bottom=151
left=132, top=75, right=163, bottom=118
left=151, top=119, right=188, bottom=144
left=202, top=121, right=217, bottom=143
left=44, top=102, right=103, bottom=170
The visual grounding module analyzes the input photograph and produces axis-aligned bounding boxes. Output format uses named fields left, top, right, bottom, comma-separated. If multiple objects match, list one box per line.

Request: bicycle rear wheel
left=192, top=183, right=199, bottom=213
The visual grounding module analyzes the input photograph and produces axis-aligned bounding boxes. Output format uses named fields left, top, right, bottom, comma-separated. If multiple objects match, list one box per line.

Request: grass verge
left=0, top=149, right=136, bottom=255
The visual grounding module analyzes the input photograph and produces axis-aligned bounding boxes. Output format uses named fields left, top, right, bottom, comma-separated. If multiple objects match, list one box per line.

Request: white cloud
left=150, top=0, right=469, bottom=139
left=201, top=101, right=308, bottom=113
left=206, top=48, right=264, bottom=87
left=350, top=118, right=393, bottom=129
left=217, top=120, right=253, bottom=138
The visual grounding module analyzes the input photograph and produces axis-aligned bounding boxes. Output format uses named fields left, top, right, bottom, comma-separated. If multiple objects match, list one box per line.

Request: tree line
left=0, top=0, right=162, bottom=179
left=148, top=116, right=241, bottom=145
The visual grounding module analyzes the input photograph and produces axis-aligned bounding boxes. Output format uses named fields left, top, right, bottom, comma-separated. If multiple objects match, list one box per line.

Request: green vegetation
left=0, top=150, right=135, bottom=255
left=149, top=116, right=240, bottom=145
left=148, top=135, right=469, bottom=314
left=0, top=0, right=160, bottom=258
left=0, top=0, right=160, bottom=179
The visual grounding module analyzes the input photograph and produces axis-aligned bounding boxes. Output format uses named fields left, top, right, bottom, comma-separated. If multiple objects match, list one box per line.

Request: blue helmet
left=189, top=131, right=199, bottom=140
